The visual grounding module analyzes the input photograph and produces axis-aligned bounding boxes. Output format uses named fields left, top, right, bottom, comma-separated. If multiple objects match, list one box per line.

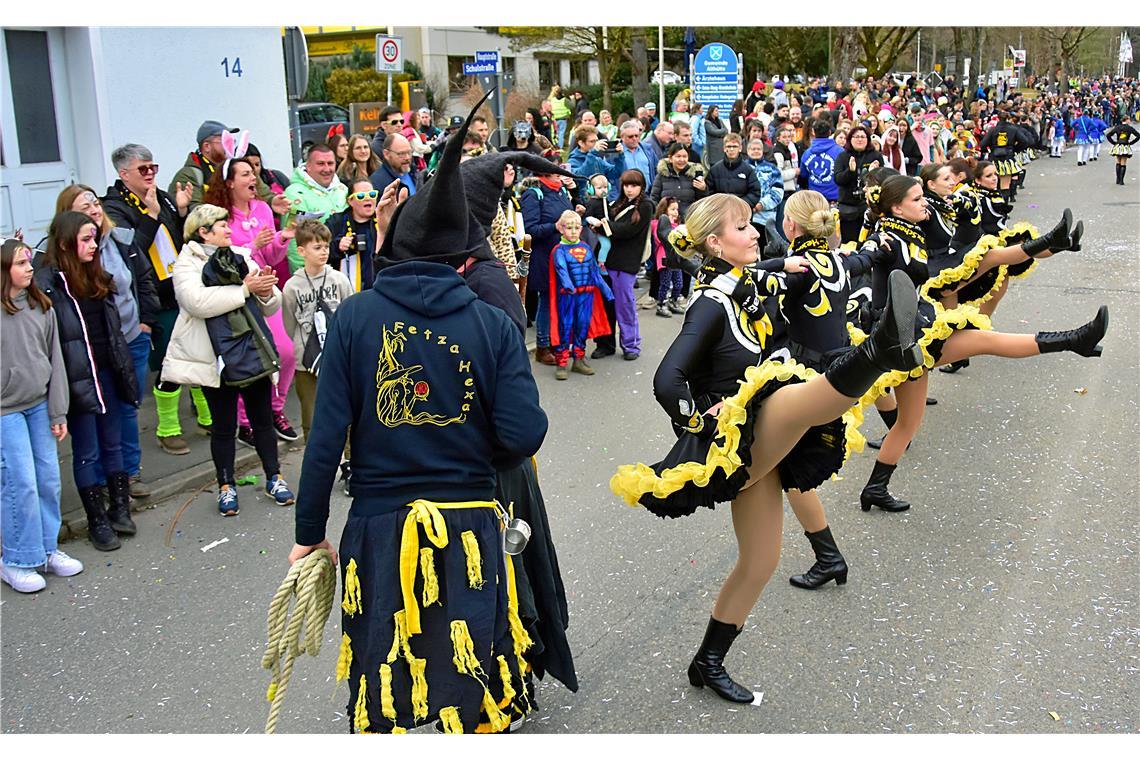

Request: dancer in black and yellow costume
left=844, top=174, right=1111, bottom=514
left=1105, top=117, right=1140, bottom=185
left=978, top=110, right=1031, bottom=204
left=289, top=93, right=549, bottom=734
left=776, top=191, right=873, bottom=590
left=613, top=192, right=928, bottom=703
left=915, top=159, right=1084, bottom=380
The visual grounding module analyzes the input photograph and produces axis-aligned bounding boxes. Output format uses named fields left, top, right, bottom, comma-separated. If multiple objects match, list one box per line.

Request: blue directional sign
left=691, top=43, right=739, bottom=112
left=463, top=50, right=500, bottom=76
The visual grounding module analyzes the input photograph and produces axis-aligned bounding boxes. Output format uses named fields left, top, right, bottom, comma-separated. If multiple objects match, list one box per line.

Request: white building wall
left=90, top=27, right=293, bottom=189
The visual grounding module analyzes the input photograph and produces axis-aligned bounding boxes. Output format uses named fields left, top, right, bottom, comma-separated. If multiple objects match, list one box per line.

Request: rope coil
left=262, top=548, right=338, bottom=734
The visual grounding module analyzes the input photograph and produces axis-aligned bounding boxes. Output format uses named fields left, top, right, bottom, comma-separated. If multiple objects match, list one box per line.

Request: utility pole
left=917, top=29, right=922, bottom=73
left=658, top=26, right=666, bottom=117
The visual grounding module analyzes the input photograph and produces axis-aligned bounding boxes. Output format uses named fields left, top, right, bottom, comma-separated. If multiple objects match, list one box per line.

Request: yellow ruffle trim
left=921, top=245, right=988, bottom=295
left=1002, top=221, right=1040, bottom=283
left=847, top=301, right=993, bottom=410
left=610, top=358, right=865, bottom=507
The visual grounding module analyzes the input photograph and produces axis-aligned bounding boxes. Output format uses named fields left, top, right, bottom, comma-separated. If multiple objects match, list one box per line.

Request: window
left=569, top=59, right=588, bottom=87
left=538, top=59, right=558, bottom=91
left=5, top=30, right=61, bottom=164
left=502, top=57, right=516, bottom=78
left=448, top=56, right=472, bottom=94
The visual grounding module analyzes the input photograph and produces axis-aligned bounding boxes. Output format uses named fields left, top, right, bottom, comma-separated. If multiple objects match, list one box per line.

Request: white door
left=0, top=28, right=78, bottom=248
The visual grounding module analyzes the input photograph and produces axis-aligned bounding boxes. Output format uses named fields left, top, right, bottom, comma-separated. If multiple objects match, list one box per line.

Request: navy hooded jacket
left=294, top=260, right=547, bottom=545
left=800, top=137, right=843, bottom=201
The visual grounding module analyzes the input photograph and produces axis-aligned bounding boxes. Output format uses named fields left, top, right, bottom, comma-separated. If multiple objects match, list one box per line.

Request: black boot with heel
left=826, top=270, right=923, bottom=398
left=860, top=460, right=911, bottom=512
left=789, top=527, right=849, bottom=589
left=688, top=617, right=754, bottom=703
left=1036, top=306, right=1109, bottom=358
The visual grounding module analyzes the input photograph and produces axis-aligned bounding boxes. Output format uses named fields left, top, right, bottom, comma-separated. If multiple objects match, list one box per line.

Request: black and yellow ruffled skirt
left=922, top=222, right=1039, bottom=308
left=336, top=498, right=533, bottom=734
left=994, top=156, right=1023, bottom=176
left=610, top=358, right=866, bottom=519
left=846, top=298, right=992, bottom=410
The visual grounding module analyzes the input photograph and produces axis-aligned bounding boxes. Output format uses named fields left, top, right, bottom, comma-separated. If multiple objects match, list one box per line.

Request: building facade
left=1, top=27, right=292, bottom=245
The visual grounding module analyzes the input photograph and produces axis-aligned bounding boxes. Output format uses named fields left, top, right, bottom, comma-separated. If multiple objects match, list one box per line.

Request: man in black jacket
left=706, top=134, right=762, bottom=210
left=101, top=143, right=210, bottom=457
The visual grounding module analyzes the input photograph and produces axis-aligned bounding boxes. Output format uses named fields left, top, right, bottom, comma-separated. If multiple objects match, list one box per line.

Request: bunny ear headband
left=221, top=129, right=251, bottom=179
left=326, top=123, right=345, bottom=141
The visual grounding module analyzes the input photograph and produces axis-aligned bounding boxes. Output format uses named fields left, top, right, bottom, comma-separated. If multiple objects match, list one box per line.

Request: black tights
left=201, top=378, right=278, bottom=486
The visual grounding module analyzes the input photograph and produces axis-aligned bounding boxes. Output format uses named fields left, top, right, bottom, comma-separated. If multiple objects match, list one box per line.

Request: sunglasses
left=350, top=190, right=379, bottom=201
left=134, top=164, right=160, bottom=176
left=388, top=119, right=405, bottom=126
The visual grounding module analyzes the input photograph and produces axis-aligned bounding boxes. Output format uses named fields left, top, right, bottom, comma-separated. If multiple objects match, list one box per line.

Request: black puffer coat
left=834, top=147, right=884, bottom=220
left=34, top=266, right=139, bottom=414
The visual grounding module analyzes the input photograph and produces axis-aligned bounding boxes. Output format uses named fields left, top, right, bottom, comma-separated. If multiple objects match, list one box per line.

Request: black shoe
left=105, top=471, right=137, bottom=536
left=591, top=346, right=616, bottom=359
left=825, top=270, right=922, bottom=398
left=1036, top=306, right=1109, bottom=358
left=938, top=359, right=969, bottom=374
left=925, top=396, right=938, bottom=406
left=273, top=412, right=299, bottom=442
left=79, top=486, right=121, bottom=551
left=237, top=425, right=256, bottom=448
left=339, top=461, right=352, bottom=497
left=1022, top=208, right=1071, bottom=257
left=866, top=435, right=885, bottom=450
left=687, top=617, right=754, bottom=703
left=859, top=460, right=911, bottom=512
left=622, top=351, right=639, bottom=360
left=789, top=527, right=849, bottom=589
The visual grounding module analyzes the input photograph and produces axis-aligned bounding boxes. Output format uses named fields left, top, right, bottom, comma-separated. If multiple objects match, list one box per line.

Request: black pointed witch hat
left=376, top=89, right=578, bottom=270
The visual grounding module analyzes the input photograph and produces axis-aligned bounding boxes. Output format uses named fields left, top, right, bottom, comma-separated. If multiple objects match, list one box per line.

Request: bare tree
left=1041, top=27, right=1097, bottom=91
left=491, top=26, right=629, bottom=112
left=855, top=27, right=921, bottom=78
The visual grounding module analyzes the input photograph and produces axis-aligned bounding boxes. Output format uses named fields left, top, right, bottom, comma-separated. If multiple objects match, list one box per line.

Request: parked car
left=291, top=102, right=350, bottom=155
left=650, top=70, right=684, bottom=86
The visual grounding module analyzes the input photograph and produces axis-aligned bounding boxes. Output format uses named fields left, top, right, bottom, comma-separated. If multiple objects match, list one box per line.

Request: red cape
left=548, top=260, right=612, bottom=346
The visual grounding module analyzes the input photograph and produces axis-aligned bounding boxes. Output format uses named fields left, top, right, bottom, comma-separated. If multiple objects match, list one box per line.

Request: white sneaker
left=45, top=551, right=84, bottom=577
left=1, top=562, right=47, bottom=593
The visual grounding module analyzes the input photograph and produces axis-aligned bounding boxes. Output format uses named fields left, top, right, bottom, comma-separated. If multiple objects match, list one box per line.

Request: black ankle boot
left=688, top=617, right=754, bottom=703
left=1022, top=208, right=1072, bottom=257
left=1121, top=165, right=1128, bottom=184
left=106, top=471, right=137, bottom=536
left=789, top=527, right=849, bottom=589
left=1036, top=306, right=1109, bottom=357
left=860, top=461, right=911, bottom=512
left=938, top=358, right=970, bottom=374
left=79, top=486, right=122, bottom=551
left=826, top=270, right=922, bottom=398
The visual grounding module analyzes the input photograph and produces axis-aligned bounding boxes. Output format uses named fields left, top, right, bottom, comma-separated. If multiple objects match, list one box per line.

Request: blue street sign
left=463, top=50, right=500, bottom=76
left=691, top=42, right=739, bottom=112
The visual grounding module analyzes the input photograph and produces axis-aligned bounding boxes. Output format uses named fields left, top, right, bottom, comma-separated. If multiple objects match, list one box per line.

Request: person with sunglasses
left=102, top=143, right=206, bottom=457
left=326, top=180, right=383, bottom=293
left=369, top=133, right=418, bottom=198
left=368, top=106, right=407, bottom=154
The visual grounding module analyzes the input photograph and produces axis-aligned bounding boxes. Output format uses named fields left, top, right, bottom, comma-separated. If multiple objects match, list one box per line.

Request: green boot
left=189, top=385, right=213, bottom=435
left=153, top=387, right=189, bottom=455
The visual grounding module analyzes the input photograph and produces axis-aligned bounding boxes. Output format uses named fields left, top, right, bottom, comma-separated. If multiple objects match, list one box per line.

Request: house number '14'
left=221, top=57, right=243, bottom=78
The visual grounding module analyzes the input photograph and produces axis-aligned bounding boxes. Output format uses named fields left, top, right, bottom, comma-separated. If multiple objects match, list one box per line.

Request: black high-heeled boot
left=687, top=617, right=754, bottom=703
left=106, top=471, right=138, bottom=536
left=860, top=460, right=911, bottom=512
left=1022, top=208, right=1072, bottom=257
left=826, top=270, right=922, bottom=398
left=938, top=358, right=970, bottom=374
left=1036, top=306, right=1109, bottom=358
left=789, top=527, right=849, bottom=589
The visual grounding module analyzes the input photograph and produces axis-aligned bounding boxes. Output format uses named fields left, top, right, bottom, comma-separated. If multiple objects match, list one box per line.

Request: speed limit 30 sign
left=375, top=35, right=403, bottom=73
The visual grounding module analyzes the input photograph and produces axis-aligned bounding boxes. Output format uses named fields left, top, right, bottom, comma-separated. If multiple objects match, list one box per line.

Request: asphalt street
left=2, top=152, right=1137, bottom=735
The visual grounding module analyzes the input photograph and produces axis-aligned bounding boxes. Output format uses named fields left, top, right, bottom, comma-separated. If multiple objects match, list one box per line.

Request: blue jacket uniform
left=1072, top=115, right=1095, bottom=145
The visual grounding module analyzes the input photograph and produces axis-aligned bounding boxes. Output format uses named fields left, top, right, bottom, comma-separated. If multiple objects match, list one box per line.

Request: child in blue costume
left=548, top=210, right=613, bottom=380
